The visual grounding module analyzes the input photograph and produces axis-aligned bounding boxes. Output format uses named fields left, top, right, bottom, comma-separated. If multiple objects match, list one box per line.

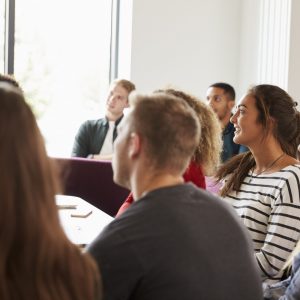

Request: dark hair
left=0, top=73, right=22, bottom=90
left=209, top=82, right=235, bottom=101
left=216, top=84, right=300, bottom=196
left=0, top=83, right=100, bottom=300
left=129, top=92, right=200, bottom=174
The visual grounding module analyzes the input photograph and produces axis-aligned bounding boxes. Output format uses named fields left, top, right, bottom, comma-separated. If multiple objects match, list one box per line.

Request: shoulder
left=79, top=118, right=107, bottom=130
left=279, top=164, right=300, bottom=182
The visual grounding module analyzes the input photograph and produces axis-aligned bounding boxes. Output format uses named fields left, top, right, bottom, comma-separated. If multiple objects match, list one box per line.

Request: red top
left=116, top=161, right=206, bottom=217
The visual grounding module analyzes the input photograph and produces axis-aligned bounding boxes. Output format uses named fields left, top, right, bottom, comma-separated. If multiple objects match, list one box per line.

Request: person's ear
left=128, top=132, right=141, bottom=158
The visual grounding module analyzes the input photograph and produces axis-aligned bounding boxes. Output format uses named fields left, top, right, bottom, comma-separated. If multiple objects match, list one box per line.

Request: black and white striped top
left=224, top=164, right=300, bottom=283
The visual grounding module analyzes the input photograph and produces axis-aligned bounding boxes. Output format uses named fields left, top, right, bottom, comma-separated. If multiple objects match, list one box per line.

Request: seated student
left=0, top=82, right=101, bottom=300
left=116, top=88, right=222, bottom=216
left=87, top=92, right=263, bottom=300
left=216, top=84, right=300, bottom=283
left=72, top=78, right=135, bottom=160
left=264, top=240, right=300, bottom=299
left=206, top=82, right=248, bottom=162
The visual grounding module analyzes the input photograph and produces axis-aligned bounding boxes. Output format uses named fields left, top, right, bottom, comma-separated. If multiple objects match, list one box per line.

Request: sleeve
left=256, top=174, right=300, bottom=281
left=87, top=226, right=143, bottom=300
left=115, top=193, right=134, bottom=217
left=71, top=121, right=91, bottom=157
left=278, top=254, right=300, bottom=299
left=183, top=161, right=206, bottom=189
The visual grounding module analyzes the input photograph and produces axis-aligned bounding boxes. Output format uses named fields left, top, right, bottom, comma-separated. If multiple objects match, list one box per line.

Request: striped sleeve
left=256, top=168, right=300, bottom=282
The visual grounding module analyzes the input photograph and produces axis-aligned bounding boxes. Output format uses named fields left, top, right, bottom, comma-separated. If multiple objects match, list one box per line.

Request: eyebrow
left=237, top=104, right=247, bottom=109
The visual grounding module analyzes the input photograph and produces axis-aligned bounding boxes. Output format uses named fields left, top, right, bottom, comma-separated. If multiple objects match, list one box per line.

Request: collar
left=104, top=114, right=124, bottom=126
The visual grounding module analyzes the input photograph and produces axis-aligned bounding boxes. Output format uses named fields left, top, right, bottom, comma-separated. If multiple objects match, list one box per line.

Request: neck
left=250, top=137, right=284, bottom=173
left=221, top=114, right=231, bottom=129
left=105, top=111, right=122, bottom=122
left=131, top=169, right=184, bottom=201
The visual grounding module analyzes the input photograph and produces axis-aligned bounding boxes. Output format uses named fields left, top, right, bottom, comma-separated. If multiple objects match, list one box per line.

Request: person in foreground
left=216, top=84, right=300, bottom=284
left=0, top=82, right=101, bottom=300
left=88, top=92, right=262, bottom=300
left=115, top=88, right=222, bottom=216
left=72, top=78, right=135, bottom=160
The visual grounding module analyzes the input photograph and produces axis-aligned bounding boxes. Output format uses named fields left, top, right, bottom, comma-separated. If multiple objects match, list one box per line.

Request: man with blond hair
left=72, top=78, right=135, bottom=159
left=88, top=92, right=262, bottom=300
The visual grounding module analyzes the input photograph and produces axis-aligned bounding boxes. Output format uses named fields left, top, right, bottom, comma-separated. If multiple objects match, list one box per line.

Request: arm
left=71, top=121, right=92, bottom=157
left=183, top=161, right=206, bottom=189
left=256, top=176, right=300, bottom=281
left=92, top=154, right=113, bottom=161
left=278, top=254, right=300, bottom=299
left=115, top=193, right=134, bottom=217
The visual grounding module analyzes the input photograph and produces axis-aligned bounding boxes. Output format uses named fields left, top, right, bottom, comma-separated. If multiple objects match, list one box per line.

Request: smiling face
left=106, top=83, right=129, bottom=120
left=230, top=94, right=265, bottom=149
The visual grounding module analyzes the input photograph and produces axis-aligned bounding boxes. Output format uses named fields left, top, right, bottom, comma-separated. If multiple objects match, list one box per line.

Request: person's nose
left=108, top=95, right=117, bottom=104
left=230, top=111, right=237, bottom=124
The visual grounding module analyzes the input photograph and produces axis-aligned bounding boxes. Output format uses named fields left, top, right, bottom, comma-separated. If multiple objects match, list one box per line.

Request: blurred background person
left=72, top=78, right=135, bottom=160
left=206, top=82, right=248, bottom=163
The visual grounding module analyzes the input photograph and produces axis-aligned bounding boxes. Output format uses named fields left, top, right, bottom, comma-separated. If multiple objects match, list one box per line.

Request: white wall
left=128, top=0, right=300, bottom=102
left=288, top=0, right=300, bottom=102
left=238, top=0, right=261, bottom=98
left=130, top=0, right=241, bottom=100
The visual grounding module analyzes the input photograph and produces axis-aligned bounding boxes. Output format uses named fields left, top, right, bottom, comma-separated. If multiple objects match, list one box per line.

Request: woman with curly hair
left=116, top=88, right=222, bottom=216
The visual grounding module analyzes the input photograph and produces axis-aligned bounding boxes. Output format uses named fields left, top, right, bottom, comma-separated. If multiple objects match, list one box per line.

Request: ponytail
left=216, top=152, right=255, bottom=197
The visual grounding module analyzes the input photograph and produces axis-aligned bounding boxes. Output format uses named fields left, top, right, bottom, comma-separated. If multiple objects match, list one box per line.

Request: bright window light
left=14, top=0, right=112, bottom=157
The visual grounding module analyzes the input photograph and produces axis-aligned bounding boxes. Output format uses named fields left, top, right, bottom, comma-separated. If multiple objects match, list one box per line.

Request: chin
left=233, top=136, right=243, bottom=145
left=113, top=173, right=129, bottom=189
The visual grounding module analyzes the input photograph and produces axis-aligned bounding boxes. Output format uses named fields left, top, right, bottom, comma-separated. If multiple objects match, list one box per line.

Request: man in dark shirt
left=71, top=79, right=135, bottom=159
left=206, top=82, right=248, bottom=162
left=88, top=92, right=262, bottom=300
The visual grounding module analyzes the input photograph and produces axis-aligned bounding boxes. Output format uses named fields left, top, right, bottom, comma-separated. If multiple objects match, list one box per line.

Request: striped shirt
left=224, top=164, right=300, bottom=283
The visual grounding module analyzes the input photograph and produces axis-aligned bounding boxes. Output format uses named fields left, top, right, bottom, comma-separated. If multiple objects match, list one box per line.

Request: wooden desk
left=56, top=195, right=113, bottom=246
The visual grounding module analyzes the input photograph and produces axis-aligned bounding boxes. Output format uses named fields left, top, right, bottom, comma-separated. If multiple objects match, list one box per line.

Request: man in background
left=206, top=82, right=247, bottom=162
left=88, top=92, right=262, bottom=300
left=71, top=78, right=135, bottom=159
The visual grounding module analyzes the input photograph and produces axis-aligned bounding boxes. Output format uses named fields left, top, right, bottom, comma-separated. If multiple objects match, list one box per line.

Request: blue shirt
left=222, top=121, right=248, bottom=162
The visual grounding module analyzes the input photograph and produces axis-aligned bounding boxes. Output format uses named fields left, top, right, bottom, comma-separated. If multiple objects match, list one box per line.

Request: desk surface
left=56, top=195, right=113, bottom=246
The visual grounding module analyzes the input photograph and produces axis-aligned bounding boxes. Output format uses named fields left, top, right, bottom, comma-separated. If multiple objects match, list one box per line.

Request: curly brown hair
left=156, top=88, right=222, bottom=175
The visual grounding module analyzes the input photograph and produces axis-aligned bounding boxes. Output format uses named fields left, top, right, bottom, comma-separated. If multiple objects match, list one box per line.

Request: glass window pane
left=14, top=0, right=112, bottom=157
left=0, top=0, right=5, bottom=72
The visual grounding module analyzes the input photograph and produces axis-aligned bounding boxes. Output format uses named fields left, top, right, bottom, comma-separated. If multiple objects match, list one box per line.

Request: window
left=13, top=0, right=113, bottom=157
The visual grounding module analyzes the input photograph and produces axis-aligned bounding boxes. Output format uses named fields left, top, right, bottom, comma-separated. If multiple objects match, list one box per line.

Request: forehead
left=237, top=94, right=256, bottom=107
left=206, top=87, right=227, bottom=97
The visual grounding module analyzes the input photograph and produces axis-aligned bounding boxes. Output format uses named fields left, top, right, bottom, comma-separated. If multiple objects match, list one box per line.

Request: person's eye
left=215, top=96, right=222, bottom=102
